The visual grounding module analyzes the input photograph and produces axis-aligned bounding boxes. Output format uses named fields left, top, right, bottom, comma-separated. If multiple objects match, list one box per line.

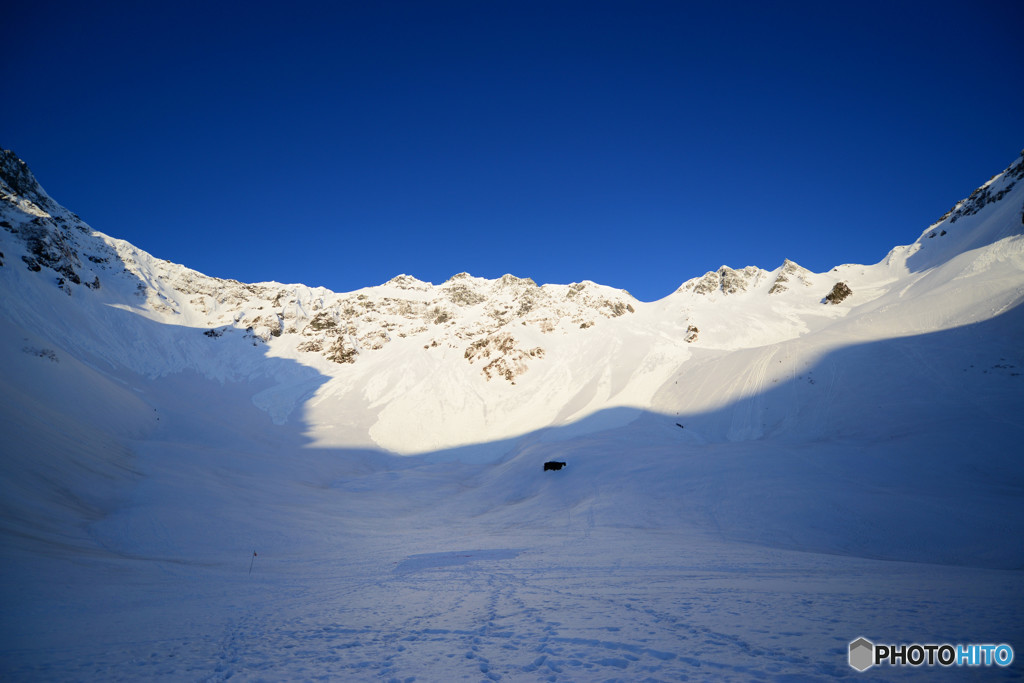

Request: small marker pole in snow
left=249, top=550, right=257, bottom=576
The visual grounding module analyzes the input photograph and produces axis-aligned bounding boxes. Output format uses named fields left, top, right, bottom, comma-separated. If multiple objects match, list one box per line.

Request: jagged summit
left=0, top=147, right=61, bottom=214
left=677, top=264, right=772, bottom=296
left=673, top=258, right=817, bottom=299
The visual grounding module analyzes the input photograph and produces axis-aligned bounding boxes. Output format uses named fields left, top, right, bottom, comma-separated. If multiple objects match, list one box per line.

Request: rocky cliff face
left=0, top=149, right=100, bottom=293
left=934, top=151, right=1024, bottom=226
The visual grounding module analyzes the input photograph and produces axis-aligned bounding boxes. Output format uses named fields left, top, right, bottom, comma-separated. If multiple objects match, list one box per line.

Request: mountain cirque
left=2, top=146, right=1023, bottom=681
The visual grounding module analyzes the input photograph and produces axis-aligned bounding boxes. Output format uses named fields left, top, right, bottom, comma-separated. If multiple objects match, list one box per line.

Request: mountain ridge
left=2, top=146, right=1023, bottom=455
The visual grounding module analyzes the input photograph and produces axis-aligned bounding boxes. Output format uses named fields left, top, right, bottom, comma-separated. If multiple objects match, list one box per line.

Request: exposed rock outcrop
left=824, top=282, right=852, bottom=305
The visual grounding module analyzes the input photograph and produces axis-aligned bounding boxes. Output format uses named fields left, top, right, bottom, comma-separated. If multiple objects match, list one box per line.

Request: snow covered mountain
left=5, top=147, right=1021, bottom=456
left=2, top=146, right=1023, bottom=680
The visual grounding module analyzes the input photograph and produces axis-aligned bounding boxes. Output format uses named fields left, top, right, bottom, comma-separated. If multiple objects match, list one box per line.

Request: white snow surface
left=1, top=147, right=1023, bottom=680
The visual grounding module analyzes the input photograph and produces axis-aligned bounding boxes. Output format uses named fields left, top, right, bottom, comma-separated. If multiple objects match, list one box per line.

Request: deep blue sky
left=4, top=1, right=1022, bottom=301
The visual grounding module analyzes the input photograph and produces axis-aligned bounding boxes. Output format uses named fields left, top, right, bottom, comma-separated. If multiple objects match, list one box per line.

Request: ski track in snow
left=4, top=525, right=1022, bottom=682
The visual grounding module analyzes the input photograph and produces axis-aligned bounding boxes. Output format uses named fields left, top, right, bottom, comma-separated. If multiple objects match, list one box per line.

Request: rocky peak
left=495, top=273, right=538, bottom=290
left=385, top=274, right=430, bottom=291
left=678, top=265, right=769, bottom=296
left=0, top=148, right=59, bottom=214
left=768, top=259, right=813, bottom=294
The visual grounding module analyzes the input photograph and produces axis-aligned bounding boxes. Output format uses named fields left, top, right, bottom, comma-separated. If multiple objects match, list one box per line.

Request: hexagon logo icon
left=849, top=637, right=874, bottom=671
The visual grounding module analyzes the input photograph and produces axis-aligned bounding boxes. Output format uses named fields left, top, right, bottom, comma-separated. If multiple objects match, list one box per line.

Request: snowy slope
left=2, top=147, right=1023, bottom=681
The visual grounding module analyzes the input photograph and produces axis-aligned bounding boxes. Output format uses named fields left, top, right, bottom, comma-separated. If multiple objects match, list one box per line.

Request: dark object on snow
left=824, top=281, right=852, bottom=305
left=543, top=461, right=566, bottom=471
left=676, top=423, right=685, bottom=429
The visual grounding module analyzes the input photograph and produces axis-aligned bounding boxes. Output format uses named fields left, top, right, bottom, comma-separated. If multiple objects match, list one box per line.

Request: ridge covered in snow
left=7, top=147, right=1021, bottom=455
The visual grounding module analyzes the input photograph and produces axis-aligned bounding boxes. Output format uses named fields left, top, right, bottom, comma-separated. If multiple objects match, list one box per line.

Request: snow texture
left=2, top=147, right=1023, bottom=680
